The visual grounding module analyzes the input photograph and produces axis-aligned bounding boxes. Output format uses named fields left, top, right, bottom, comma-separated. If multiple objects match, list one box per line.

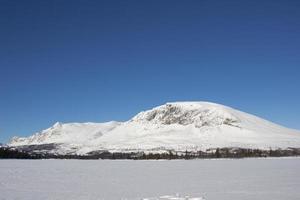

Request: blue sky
left=1, top=0, right=300, bottom=143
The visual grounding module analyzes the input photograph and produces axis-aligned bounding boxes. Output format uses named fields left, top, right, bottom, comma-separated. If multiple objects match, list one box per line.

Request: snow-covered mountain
left=8, top=102, right=300, bottom=155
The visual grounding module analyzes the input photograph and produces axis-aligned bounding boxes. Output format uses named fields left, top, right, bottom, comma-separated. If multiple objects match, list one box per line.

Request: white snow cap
left=132, top=101, right=240, bottom=127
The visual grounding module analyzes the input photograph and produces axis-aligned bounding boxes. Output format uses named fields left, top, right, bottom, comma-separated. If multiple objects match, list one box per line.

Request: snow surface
left=8, top=102, right=300, bottom=154
left=142, top=195, right=204, bottom=200
left=1, top=158, right=300, bottom=200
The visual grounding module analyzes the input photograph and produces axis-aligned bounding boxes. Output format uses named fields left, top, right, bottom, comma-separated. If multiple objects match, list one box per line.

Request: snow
left=142, top=195, right=204, bottom=200
left=1, top=158, right=300, bottom=200
left=9, top=121, right=121, bottom=146
left=8, top=102, right=300, bottom=154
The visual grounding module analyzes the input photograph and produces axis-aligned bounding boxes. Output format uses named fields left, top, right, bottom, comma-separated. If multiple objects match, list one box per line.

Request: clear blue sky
left=1, top=0, right=300, bottom=143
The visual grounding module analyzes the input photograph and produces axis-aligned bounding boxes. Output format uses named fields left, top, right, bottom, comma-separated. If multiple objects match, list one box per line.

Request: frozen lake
left=0, top=158, right=300, bottom=200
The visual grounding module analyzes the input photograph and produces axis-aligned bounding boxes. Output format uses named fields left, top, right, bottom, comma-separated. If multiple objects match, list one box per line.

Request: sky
left=0, top=0, right=300, bottom=143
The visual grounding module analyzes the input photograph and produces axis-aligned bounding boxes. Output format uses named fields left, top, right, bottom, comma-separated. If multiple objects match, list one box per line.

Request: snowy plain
left=1, top=158, right=300, bottom=200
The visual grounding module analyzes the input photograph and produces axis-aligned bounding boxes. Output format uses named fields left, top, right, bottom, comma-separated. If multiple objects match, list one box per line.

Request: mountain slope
left=8, top=102, right=300, bottom=155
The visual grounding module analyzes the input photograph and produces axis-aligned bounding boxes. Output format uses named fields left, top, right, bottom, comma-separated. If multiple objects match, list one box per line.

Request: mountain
left=8, top=102, right=300, bottom=155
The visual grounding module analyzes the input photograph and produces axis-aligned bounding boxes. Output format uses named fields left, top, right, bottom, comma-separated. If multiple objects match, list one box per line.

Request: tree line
left=1, top=146, right=300, bottom=160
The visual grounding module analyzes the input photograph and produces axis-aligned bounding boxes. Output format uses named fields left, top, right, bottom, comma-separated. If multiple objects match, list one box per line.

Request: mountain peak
left=131, top=101, right=240, bottom=128
left=53, top=122, right=62, bottom=128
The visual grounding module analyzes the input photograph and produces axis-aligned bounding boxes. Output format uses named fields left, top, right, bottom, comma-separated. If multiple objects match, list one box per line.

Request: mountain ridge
left=8, top=101, right=300, bottom=155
